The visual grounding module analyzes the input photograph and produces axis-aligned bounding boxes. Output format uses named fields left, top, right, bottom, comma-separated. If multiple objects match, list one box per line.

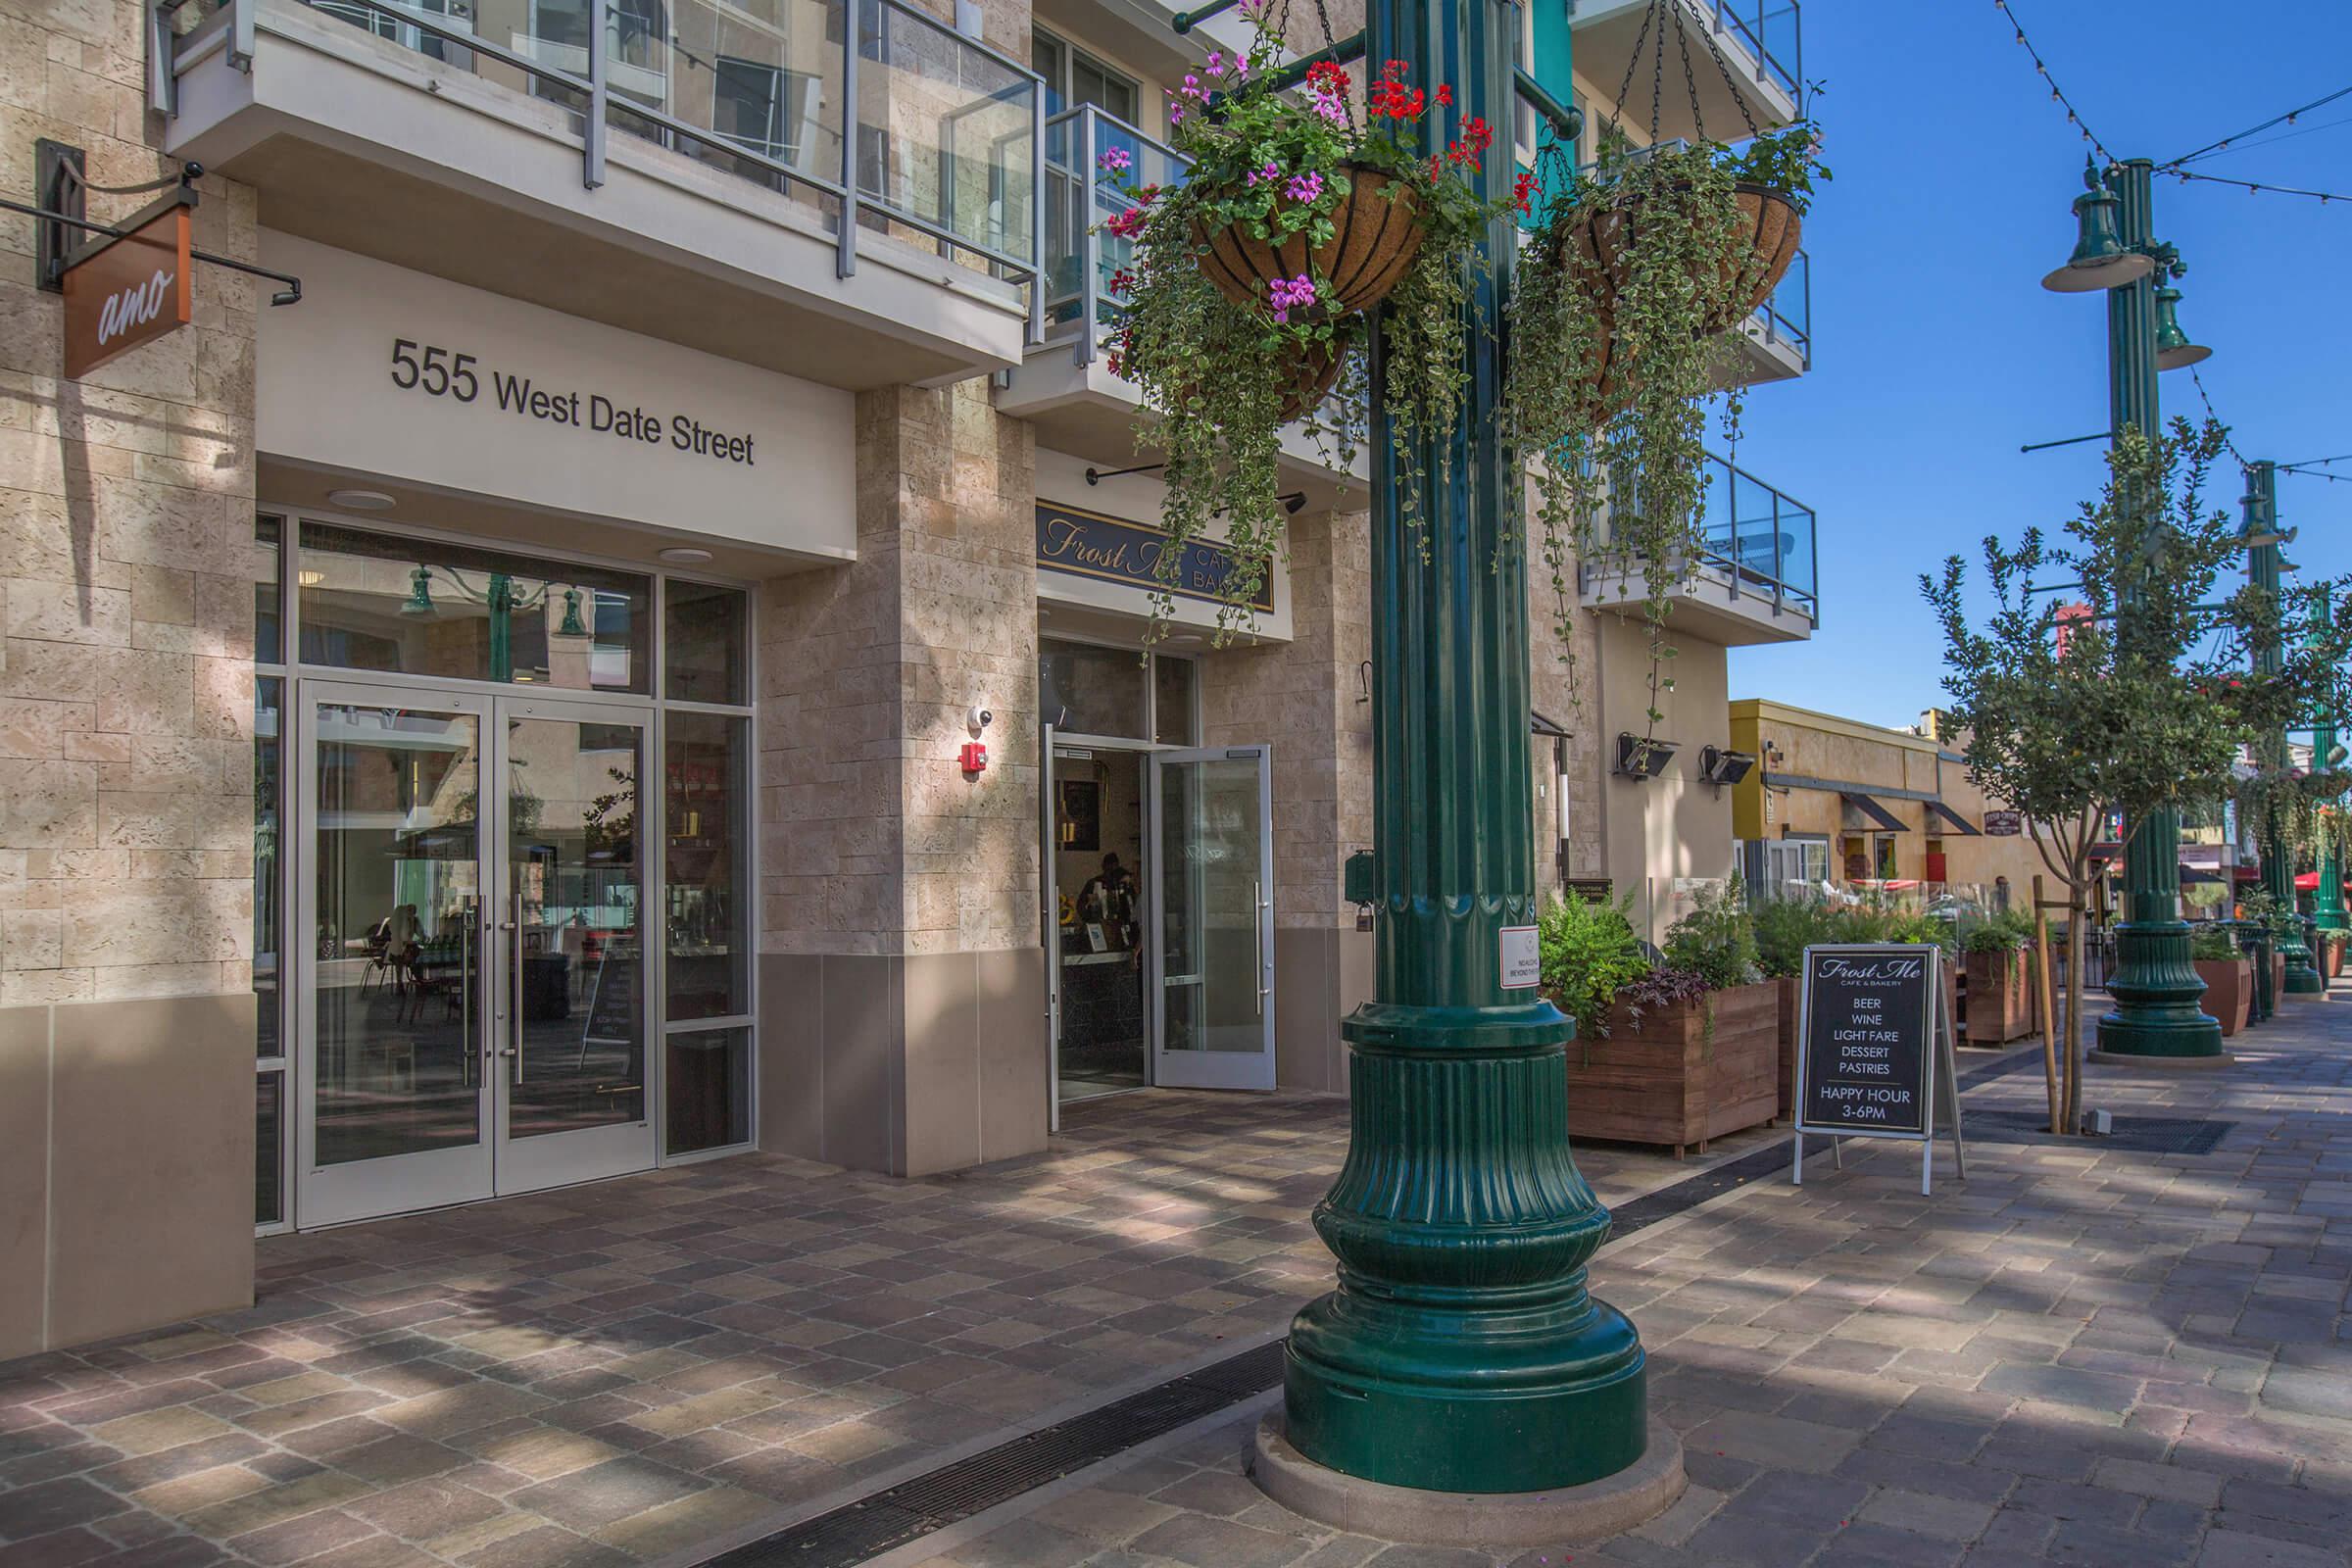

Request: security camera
left=967, top=705, right=994, bottom=735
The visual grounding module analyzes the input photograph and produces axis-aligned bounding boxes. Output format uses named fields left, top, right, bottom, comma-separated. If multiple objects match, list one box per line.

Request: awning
left=1925, top=801, right=1982, bottom=836
left=2297, top=870, right=2321, bottom=892
left=1840, top=792, right=1909, bottom=833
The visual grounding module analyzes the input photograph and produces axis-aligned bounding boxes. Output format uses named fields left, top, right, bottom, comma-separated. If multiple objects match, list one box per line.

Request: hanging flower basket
left=1192, top=165, right=1425, bottom=317
left=1556, top=181, right=1801, bottom=340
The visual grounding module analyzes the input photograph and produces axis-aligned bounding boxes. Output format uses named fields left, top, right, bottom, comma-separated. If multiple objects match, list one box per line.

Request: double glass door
left=296, top=681, right=652, bottom=1227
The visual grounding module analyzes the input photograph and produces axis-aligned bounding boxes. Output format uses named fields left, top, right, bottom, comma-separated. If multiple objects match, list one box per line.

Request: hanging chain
left=1608, top=0, right=1660, bottom=142
left=1676, top=2, right=1705, bottom=143
left=1305, top=0, right=1355, bottom=131
left=1690, top=0, right=1763, bottom=140
left=1648, top=10, right=1667, bottom=143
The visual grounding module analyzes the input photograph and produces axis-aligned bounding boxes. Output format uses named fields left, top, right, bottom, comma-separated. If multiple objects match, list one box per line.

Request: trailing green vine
left=1504, top=121, right=1827, bottom=727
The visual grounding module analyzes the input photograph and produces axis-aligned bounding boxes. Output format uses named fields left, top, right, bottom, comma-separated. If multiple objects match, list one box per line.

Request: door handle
left=509, top=891, right=524, bottom=1081
left=1251, top=878, right=1267, bottom=1017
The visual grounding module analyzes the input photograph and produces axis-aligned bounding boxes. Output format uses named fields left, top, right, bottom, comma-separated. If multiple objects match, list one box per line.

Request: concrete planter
left=2324, top=932, right=2346, bottom=979
left=2193, top=957, right=2251, bottom=1038
left=2274, top=953, right=2287, bottom=1004
left=1566, top=981, right=1780, bottom=1158
left=1964, top=948, right=2036, bottom=1045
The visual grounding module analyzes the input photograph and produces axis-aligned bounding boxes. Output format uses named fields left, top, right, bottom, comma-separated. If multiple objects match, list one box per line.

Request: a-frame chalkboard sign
left=1790, top=942, right=1967, bottom=1195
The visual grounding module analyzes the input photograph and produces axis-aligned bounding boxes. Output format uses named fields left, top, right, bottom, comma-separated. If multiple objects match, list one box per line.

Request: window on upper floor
left=1032, top=27, right=1141, bottom=124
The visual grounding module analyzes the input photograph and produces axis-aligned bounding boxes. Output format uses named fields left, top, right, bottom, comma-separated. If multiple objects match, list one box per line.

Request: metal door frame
left=1148, top=745, right=1276, bottom=1092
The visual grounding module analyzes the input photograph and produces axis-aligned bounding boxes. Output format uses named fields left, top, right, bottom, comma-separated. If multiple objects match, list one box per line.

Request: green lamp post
left=1280, top=0, right=1650, bottom=1494
left=2045, top=159, right=2225, bottom=1060
left=2245, top=462, right=2328, bottom=996
left=2312, top=592, right=2349, bottom=945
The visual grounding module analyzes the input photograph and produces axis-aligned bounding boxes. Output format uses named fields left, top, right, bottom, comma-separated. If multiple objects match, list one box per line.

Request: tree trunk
left=2061, top=907, right=2087, bottom=1135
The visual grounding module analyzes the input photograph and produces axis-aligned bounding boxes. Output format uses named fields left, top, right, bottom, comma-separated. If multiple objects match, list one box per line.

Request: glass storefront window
left=1041, top=638, right=1147, bottom=739
left=666, top=580, right=749, bottom=706
left=255, top=517, right=283, bottom=665
left=256, top=1071, right=283, bottom=1226
left=1153, top=655, right=1198, bottom=746
left=298, top=522, right=652, bottom=693
left=666, top=1027, right=751, bottom=1154
left=256, top=678, right=281, bottom=1059
left=666, top=713, right=749, bottom=1021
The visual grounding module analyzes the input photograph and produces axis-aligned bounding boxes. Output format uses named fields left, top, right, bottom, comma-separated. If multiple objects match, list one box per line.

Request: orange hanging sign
left=62, top=203, right=192, bottom=380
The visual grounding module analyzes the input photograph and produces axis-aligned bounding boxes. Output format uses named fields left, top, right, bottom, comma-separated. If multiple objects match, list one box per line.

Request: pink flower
left=1285, top=171, right=1324, bottom=203
left=1246, top=160, right=1282, bottom=186
left=1105, top=206, right=1148, bottom=239
left=1098, top=147, right=1132, bottom=174
left=1266, top=272, right=1318, bottom=321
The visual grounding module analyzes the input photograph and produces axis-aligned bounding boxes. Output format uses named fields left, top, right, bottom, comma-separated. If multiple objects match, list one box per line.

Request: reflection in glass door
left=493, top=703, right=653, bottom=1194
left=296, top=685, right=653, bottom=1226
left=1150, top=748, right=1276, bottom=1091
left=297, top=687, right=492, bottom=1227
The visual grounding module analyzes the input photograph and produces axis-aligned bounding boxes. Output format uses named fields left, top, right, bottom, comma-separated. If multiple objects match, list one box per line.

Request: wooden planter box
left=2194, top=957, right=2251, bottom=1038
left=2325, top=933, right=2346, bottom=979
left=1774, top=974, right=1799, bottom=1120
left=1964, top=949, right=2035, bottom=1045
left=1566, top=981, right=1779, bottom=1158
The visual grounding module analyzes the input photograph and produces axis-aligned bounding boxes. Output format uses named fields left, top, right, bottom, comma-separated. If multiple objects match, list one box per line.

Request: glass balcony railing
left=1043, top=103, right=1188, bottom=364
left=1713, top=0, right=1801, bottom=103
left=1582, top=449, right=1819, bottom=622
left=160, top=0, right=1043, bottom=310
left=1754, top=247, right=1809, bottom=368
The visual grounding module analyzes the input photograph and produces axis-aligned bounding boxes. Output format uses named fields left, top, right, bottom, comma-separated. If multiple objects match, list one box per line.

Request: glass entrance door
left=1150, top=747, right=1275, bottom=1091
left=297, top=682, right=652, bottom=1226
left=298, top=685, right=493, bottom=1226
left=492, top=701, right=653, bottom=1194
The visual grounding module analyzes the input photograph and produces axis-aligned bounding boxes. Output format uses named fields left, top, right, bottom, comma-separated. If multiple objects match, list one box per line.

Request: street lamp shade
left=2153, top=284, right=2212, bottom=370
left=2041, top=184, right=2155, bottom=293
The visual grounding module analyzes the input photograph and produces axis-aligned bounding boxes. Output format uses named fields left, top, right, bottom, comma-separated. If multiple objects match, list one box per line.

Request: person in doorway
left=1079, top=854, right=1139, bottom=949
left=1994, top=875, right=2011, bottom=912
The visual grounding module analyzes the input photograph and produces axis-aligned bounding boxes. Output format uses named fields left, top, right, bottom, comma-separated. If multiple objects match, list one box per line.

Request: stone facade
left=0, top=0, right=261, bottom=1358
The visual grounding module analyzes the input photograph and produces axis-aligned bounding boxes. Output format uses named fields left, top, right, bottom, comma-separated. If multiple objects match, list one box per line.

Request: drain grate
left=1964, top=1108, right=2233, bottom=1154
left=698, top=1341, right=1285, bottom=1568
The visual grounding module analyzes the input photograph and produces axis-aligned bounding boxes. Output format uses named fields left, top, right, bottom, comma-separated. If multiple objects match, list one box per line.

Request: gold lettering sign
left=1034, top=501, right=1274, bottom=612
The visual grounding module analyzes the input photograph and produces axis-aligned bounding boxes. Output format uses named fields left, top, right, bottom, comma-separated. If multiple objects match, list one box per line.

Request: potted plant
left=1102, top=17, right=1511, bottom=637
left=1961, top=912, right=2038, bottom=1046
left=1751, top=895, right=1838, bottom=1118
left=1544, top=881, right=1776, bottom=1157
left=2189, top=926, right=2251, bottom=1037
left=1504, top=118, right=1827, bottom=735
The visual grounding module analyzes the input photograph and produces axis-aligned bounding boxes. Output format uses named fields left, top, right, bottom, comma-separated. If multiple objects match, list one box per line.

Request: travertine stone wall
left=1200, top=507, right=1373, bottom=930
left=0, top=0, right=260, bottom=1359
left=0, top=0, right=261, bottom=1005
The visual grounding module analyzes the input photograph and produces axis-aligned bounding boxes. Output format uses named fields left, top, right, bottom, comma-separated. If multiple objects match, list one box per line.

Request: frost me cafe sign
left=1036, top=501, right=1275, bottom=612
left=1791, top=943, right=1967, bottom=1195
left=63, top=203, right=191, bottom=380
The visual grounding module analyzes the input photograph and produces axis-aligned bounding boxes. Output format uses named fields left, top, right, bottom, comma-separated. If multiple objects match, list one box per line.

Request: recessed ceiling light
left=327, top=489, right=397, bottom=511
left=659, top=547, right=714, bottom=564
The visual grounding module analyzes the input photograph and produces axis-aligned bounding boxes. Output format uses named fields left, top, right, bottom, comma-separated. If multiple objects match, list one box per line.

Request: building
left=1729, top=701, right=2049, bottom=903
left=0, top=0, right=1810, bottom=1357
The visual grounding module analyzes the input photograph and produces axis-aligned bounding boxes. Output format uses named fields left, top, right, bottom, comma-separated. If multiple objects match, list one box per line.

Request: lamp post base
left=2100, top=916, right=2226, bottom=1058
left=1251, top=1410, right=1685, bottom=1546
left=2095, top=1009, right=2226, bottom=1057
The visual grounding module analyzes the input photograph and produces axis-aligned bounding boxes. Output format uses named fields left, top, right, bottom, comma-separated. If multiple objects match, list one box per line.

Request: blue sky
left=1724, top=0, right=2352, bottom=730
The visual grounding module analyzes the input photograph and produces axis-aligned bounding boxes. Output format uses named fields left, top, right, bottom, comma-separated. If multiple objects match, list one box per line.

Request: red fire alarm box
left=959, top=742, right=987, bottom=774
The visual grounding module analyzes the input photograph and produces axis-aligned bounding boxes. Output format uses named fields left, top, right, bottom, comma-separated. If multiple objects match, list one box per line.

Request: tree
left=1922, top=419, right=2352, bottom=1131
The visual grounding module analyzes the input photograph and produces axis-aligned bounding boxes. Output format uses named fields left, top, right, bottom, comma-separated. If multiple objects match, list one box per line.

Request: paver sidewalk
left=898, top=997, right=2352, bottom=1568
left=0, top=1080, right=1779, bottom=1568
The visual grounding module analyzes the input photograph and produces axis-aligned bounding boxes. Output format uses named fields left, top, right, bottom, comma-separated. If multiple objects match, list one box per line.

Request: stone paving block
left=2191, top=1530, right=2343, bottom=1567
left=1126, top=1512, right=1319, bottom=1568
left=2091, top=1456, right=2225, bottom=1508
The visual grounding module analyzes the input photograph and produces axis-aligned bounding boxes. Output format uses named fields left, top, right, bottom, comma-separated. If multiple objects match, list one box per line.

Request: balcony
left=1731, top=245, right=1808, bottom=383
left=1569, top=0, right=1801, bottom=140
left=154, top=0, right=1043, bottom=388
left=993, top=103, right=1366, bottom=504
left=1577, top=449, right=1818, bottom=646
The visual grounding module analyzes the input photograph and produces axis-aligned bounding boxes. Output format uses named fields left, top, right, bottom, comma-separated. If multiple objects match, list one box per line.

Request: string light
left=2164, top=84, right=2352, bottom=169
left=2173, top=170, right=2352, bottom=205
left=2190, top=368, right=2251, bottom=472
left=1992, top=0, right=2116, bottom=162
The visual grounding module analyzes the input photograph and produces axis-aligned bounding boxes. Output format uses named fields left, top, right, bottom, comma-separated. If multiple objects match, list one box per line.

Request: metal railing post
left=1029, top=77, right=1046, bottom=344
left=838, top=0, right=859, bottom=279
left=231, top=0, right=254, bottom=71
left=584, top=0, right=608, bottom=189
left=1074, top=107, right=1098, bottom=367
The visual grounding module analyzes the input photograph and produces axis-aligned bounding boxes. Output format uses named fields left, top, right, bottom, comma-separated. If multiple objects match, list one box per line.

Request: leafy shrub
left=1751, top=898, right=1841, bottom=979
left=1536, top=893, right=1650, bottom=1042
left=2189, top=927, right=2239, bottom=961
left=1662, top=879, right=1761, bottom=991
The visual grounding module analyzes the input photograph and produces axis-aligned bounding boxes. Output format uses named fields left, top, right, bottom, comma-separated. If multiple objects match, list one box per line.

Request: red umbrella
left=2296, top=871, right=2321, bottom=891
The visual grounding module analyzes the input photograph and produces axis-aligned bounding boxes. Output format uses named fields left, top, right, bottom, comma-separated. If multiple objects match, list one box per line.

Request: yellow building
left=1728, top=701, right=2050, bottom=903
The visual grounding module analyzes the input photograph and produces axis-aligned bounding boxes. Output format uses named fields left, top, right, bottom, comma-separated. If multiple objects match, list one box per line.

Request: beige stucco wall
left=0, top=0, right=263, bottom=1356
left=1590, top=612, right=1738, bottom=943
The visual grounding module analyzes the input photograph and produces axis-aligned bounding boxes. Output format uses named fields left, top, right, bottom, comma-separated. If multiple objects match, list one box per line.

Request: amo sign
left=63, top=204, right=191, bottom=381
